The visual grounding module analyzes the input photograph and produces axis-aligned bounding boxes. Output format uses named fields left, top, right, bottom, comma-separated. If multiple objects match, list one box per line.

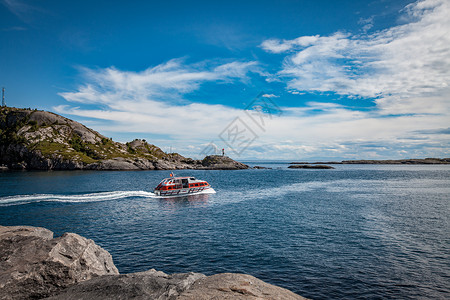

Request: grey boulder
left=0, top=226, right=118, bottom=300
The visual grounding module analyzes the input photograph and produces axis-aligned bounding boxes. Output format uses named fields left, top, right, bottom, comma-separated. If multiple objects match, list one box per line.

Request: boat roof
left=159, top=176, right=207, bottom=182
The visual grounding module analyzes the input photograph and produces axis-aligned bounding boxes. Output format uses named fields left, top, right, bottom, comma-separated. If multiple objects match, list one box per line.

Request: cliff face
left=0, top=107, right=248, bottom=170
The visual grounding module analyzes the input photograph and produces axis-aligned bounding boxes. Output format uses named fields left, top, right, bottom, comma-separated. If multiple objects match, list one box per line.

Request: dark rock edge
left=288, top=164, right=335, bottom=169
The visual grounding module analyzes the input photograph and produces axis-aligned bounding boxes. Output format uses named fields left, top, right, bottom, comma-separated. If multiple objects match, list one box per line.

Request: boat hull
left=154, top=187, right=215, bottom=197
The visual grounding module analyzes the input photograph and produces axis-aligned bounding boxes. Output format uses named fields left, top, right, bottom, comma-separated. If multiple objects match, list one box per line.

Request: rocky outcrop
left=0, top=107, right=248, bottom=170
left=200, top=155, right=248, bottom=170
left=46, top=269, right=206, bottom=300
left=48, top=272, right=306, bottom=300
left=288, top=164, right=335, bottom=169
left=0, top=226, right=305, bottom=300
left=0, top=226, right=118, bottom=299
left=178, top=273, right=305, bottom=300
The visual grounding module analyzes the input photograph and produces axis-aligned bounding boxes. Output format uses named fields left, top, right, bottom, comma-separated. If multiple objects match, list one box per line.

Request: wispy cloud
left=252, top=0, right=450, bottom=159
left=60, top=59, right=258, bottom=104
left=358, top=16, right=374, bottom=33
left=1, top=0, right=45, bottom=23
left=1, top=26, right=27, bottom=31
left=56, top=59, right=258, bottom=142
left=55, top=0, right=450, bottom=160
left=56, top=65, right=450, bottom=159
left=261, top=0, right=450, bottom=100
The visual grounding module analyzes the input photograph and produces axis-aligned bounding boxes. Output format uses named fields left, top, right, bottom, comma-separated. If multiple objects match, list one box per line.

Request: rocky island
left=288, top=164, right=335, bottom=169
left=0, top=107, right=248, bottom=171
left=0, top=225, right=306, bottom=300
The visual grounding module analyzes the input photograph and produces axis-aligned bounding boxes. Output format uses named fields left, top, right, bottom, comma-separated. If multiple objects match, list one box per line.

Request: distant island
left=0, top=107, right=248, bottom=171
left=288, top=164, right=335, bottom=169
left=291, top=158, right=450, bottom=165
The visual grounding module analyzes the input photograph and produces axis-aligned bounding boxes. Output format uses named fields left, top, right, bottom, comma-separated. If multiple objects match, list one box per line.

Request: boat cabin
left=154, top=176, right=210, bottom=194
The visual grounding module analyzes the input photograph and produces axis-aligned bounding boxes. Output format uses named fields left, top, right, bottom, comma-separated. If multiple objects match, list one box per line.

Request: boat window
left=182, top=179, right=189, bottom=188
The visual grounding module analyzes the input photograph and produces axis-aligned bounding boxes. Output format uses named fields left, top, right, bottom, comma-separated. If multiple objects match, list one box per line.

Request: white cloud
left=55, top=90, right=450, bottom=160
left=261, top=0, right=450, bottom=99
left=260, top=39, right=293, bottom=53
left=60, top=59, right=258, bottom=104
left=56, top=69, right=449, bottom=160
left=260, top=35, right=320, bottom=53
left=262, top=94, right=278, bottom=98
left=358, top=16, right=374, bottom=33
left=249, top=0, right=450, bottom=159
left=55, top=1, right=450, bottom=160
left=56, top=59, right=257, bottom=141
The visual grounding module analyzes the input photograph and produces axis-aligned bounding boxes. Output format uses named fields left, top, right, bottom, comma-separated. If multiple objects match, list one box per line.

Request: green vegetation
left=126, top=142, right=136, bottom=154
left=69, top=134, right=102, bottom=160
left=27, top=120, right=39, bottom=131
left=101, top=137, right=110, bottom=145
left=1, top=107, right=180, bottom=168
left=0, top=108, right=29, bottom=146
left=32, top=141, right=96, bottom=164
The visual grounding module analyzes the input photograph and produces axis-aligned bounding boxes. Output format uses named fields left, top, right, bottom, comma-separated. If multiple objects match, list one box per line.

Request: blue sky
left=1, top=0, right=449, bottom=160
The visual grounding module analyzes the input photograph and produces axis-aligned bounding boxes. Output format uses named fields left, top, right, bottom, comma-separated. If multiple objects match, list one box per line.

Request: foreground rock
left=288, top=164, right=335, bottom=169
left=46, top=269, right=206, bottom=300
left=178, top=273, right=304, bottom=300
left=0, top=226, right=305, bottom=299
left=0, top=107, right=248, bottom=170
left=48, top=271, right=305, bottom=300
left=0, top=226, right=118, bottom=300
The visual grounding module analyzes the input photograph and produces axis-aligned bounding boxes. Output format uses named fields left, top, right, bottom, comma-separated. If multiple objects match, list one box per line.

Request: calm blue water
left=0, top=164, right=449, bottom=299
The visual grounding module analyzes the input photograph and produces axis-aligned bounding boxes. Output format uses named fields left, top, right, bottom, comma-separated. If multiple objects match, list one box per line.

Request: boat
left=154, top=174, right=215, bottom=197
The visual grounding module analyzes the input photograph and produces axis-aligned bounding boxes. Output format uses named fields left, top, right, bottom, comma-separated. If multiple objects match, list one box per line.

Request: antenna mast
left=1, top=88, right=4, bottom=107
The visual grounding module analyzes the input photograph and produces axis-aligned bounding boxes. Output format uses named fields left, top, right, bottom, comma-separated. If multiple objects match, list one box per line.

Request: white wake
left=0, top=188, right=217, bottom=206
left=0, top=191, right=156, bottom=206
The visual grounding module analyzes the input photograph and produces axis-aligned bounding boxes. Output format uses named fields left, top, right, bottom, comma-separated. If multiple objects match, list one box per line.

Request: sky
left=1, top=0, right=449, bottom=160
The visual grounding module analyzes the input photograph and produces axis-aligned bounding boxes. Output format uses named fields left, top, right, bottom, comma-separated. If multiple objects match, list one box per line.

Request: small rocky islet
left=287, top=158, right=450, bottom=169
left=288, top=164, right=335, bottom=169
left=0, top=107, right=248, bottom=171
left=0, top=225, right=306, bottom=300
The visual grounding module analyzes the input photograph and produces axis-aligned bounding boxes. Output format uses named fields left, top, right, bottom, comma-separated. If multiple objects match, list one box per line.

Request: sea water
left=0, top=164, right=449, bottom=299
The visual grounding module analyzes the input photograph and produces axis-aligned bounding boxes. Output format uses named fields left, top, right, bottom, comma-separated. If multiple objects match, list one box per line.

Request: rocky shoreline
left=0, top=107, right=248, bottom=171
left=0, top=225, right=306, bottom=300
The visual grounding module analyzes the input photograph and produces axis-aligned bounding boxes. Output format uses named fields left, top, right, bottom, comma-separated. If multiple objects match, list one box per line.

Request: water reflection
left=157, top=193, right=211, bottom=208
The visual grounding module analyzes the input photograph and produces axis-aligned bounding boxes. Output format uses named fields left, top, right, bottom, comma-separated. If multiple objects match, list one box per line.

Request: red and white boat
left=154, top=174, right=215, bottom=197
